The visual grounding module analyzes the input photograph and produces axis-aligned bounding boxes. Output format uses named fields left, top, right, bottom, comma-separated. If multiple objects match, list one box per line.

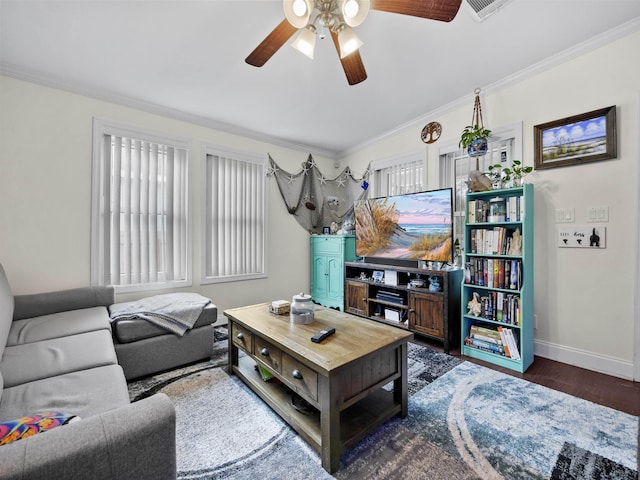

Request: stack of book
left=468, top=197, right=523, bottom=223
left=464, top=325, right=521, bottom=360
left=469, top=291, right=521, bottom=325
left=469, top=227, right=517, bottom=255
left=464, top=258, right=522, bottom=290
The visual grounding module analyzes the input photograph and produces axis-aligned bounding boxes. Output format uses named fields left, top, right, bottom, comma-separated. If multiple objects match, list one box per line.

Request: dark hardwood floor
left=413, top=337, right=640, bottom=417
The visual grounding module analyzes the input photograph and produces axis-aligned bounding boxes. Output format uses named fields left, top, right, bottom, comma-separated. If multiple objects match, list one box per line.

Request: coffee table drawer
left=282, top=354, right=318, bottom=402
left=254, top=336, right=282, bottom=373
left=231, top=322, right=253, bottom=353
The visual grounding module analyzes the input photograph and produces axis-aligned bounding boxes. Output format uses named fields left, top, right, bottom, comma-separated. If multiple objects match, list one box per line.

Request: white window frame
left=90, top=118, right=192, bottom=293
left=369, top=151, right=427, bottom=198
left=201, top=144, right=268, bottom=285
left=438, top=121, right=523, bottom=246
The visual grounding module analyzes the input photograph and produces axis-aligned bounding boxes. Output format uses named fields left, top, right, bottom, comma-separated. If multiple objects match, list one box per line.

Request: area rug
left=128, top=343, right=638, bottom=480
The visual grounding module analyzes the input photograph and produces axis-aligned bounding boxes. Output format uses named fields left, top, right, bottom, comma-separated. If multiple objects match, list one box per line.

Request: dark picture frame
left=534, top=106, right=617, bottom=170
left=322, top=227, right=330, bottom=234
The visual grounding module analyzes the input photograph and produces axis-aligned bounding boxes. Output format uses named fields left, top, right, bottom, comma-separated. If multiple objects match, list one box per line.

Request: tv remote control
left=311, top=327, right=335, bottom=343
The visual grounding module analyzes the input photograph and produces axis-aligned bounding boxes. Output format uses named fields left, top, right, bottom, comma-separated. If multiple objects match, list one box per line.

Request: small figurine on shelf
left=467, top=292, right=482, bottom=317
left=428, top=275, right=441, bottom=292
left=508, top=229, right=522, bottom=255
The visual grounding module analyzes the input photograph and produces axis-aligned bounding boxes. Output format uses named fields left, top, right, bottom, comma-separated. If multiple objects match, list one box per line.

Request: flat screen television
left=354, top=188, right=454, bottom=267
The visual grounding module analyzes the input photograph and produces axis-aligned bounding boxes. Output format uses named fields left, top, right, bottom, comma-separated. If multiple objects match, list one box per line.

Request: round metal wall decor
left=421, top=122, right=442, bottom=144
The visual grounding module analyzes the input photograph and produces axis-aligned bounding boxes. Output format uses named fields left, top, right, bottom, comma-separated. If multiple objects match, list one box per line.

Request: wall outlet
left=534, top=314, right=538, bottom=330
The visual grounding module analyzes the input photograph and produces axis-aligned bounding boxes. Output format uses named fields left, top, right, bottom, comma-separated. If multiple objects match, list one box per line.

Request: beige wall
left=1, top=29, right=638, bottom=379
left=0, top=75, right=333, bottom=316
left=341, top=30, right=640, bottom=379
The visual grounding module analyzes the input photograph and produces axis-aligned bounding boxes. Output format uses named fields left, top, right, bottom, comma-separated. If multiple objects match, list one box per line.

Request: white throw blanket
left=109, top=292, right=211, bottom=336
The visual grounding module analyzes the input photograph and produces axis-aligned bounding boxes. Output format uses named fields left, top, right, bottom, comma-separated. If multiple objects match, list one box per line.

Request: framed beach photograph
left=534, top=106, right=617, bottom=170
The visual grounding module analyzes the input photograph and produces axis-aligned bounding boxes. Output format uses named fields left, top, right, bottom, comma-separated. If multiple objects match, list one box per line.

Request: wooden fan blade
left=371, top=0, right=462, bottom=22
left=330, top=31, right=367, bottom=86
left=245, top=19, right=298, bottom=67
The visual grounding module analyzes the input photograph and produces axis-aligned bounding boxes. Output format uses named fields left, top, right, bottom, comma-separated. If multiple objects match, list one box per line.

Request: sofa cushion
left=12, top=286, right=114, bottom=321
left=0, top=412, right=79, bottom=446
left=0, top=365, right=130, bottom=422
left=1, top=330, right=118, bottom=388
left=6, top=307, right=111, bottom=346
left=112, top=303, right=217, bottom=343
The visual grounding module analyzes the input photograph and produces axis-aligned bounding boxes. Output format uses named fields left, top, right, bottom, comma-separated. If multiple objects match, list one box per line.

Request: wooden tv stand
left=344, top=261, right=462, bottom=353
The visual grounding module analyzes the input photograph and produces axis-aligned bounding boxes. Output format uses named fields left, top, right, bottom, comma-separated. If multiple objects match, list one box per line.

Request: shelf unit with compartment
left=311, top=235, right=357, bottom=310
left=461, top=184, right=533, bottom=372
left=345, top=261, right=462, bottom=353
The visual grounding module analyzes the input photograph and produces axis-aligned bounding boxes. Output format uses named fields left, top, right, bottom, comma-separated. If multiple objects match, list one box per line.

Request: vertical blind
left=98, top=134, right=188, bottom=287
left=373, top=159, right=424, bottom=197
left=204, top=152, right=266, bottom=281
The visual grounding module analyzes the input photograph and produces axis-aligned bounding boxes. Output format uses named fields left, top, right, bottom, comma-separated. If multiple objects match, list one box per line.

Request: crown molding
left=338, top=16, right=640, bottom=159
left=0, top=62, right=339, bottom=160
left=3, top=15, right=638, bottom=162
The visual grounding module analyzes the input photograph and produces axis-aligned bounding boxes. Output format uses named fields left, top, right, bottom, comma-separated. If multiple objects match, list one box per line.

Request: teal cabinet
left=311, top=235, right=357, bottom=310
left=461, top=184, right=534, bottom=372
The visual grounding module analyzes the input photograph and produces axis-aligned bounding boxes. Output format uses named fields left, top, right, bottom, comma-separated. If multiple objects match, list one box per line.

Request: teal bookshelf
left=461, top=184, right=534, bottom=372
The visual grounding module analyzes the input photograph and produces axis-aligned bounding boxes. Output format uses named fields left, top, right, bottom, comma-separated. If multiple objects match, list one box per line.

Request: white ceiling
left=2, top=0, right=640, bottom=158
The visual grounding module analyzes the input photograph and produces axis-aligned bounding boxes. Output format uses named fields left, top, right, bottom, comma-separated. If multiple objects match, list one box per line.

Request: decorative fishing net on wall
left=268, top=154, right=370, bottom=234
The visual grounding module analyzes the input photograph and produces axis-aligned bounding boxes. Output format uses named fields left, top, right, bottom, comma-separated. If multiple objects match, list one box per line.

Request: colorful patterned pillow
left=0, top=412, right=79, bottom=446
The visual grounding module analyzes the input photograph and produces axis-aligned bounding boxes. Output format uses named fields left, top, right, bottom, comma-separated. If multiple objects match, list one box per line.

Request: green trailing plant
left=459, top=125, right=492, bottom=149
left=502, top=160, right=532, bottom=181
left=487, top=163, right=505, bottom=185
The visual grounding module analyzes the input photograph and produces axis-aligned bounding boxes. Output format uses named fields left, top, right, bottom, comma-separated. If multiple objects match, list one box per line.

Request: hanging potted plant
left=460, top=124, right=492, bottom=157
left=462, top=88, right=493, bottom=192
left=459, top=88, right=491, bottom=164
left=459, top=88, right=491, bottom=159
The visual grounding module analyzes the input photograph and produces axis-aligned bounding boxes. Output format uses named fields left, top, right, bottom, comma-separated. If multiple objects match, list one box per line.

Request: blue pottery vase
left=468, top=137, right=488, bottom=157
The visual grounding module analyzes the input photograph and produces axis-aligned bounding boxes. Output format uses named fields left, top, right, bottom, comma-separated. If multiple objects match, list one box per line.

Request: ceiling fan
left=246, top=0, right=463, bottom=85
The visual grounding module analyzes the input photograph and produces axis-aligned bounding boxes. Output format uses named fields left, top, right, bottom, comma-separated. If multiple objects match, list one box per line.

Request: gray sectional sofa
left=0, top=264, right=177, bottom=479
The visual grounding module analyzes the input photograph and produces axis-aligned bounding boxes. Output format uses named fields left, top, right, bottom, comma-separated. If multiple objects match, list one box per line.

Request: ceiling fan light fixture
left=291, top=25, right=317, bottom=59
left=339, top=0, right=370, bottom=27
left=337, top=25, right=363, bottom=58
left=283, top=0, right=315, bottom=28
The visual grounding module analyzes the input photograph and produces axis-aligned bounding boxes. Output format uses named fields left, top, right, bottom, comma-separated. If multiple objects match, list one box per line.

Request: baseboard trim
left=534, top=339, right=635, bottom=381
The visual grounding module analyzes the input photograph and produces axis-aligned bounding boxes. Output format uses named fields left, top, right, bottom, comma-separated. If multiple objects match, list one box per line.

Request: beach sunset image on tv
left=355, top=188, right=453, bottom=262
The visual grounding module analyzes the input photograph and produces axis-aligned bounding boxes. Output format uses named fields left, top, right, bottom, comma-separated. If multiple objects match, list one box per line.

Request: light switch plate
left=588, top=206, right=609, bottom=222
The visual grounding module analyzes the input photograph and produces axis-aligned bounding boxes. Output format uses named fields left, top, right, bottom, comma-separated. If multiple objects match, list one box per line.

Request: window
left=91, top=119, right=191, bottom=292
left=202, top=146, right=267, bottom=284
left=438, top=122, right=522, bottom=247
left=369, top=152, right=425, bottom=198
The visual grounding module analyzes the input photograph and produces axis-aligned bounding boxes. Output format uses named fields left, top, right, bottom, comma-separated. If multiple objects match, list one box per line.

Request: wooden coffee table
left=224, top=303, right=413, bottom=473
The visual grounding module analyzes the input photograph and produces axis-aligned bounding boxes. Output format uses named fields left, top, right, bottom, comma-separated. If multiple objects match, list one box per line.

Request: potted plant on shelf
left=502, top=160, right=532, bottom=187
left=486, top=163, right=505, bottom=189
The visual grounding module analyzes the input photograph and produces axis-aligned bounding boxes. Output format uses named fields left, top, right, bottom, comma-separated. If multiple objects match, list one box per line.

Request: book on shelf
left=465, top=325, right=521, bottom=359
left=465, top=336, right=507, bottom=355
left=464, top=259, right=522, bottom=291
left=469, top=291, right=521, bottom=324
left=469, top=227, right=517, bottom=255
left=468, top=199, right=489, bottom=223
left=498, top=327, right=521, bottom=360
left=468, top=196, right=523, bottom=224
